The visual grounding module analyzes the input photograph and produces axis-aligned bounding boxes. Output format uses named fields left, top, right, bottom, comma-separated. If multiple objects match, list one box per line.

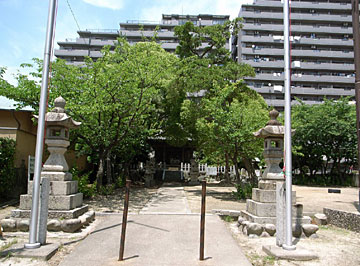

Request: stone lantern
left=42, top=96, right=80, bottom=174
left=239, top=109, right=311, bottom=237
left=5, top=96, right=95, bottom=233
left=254, top=109, right=286, bottom=184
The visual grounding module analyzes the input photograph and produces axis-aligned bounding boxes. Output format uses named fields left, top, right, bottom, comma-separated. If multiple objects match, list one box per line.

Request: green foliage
left=0, top=39, right=178, bottom=188
left=98, top=184, right=116, bottom=196
left=233, top=182, right=253, bottom=200
left=292, top=98, right=357, bottom=185
left=0, top=138, right=16, bottom=198
left=192, top=82, right=268, bottom=181
left=71, top=168, right=96, bottom=199
left=223, top=215, right=236, bottom=223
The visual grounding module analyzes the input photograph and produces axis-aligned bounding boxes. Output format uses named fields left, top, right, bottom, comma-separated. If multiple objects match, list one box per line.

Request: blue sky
left=0, top=0, right=252, bottom=85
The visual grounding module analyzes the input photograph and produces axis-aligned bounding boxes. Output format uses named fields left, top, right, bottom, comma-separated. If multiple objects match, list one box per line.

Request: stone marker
left=314, top=213, right=328, bottom=225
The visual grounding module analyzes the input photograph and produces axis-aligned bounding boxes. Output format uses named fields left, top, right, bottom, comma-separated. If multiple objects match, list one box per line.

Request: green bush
left=233, top=182, right=253, bottom=200
left=0, top=138, right=16, bottom=199
left=71, top=167, right=96, bottom=199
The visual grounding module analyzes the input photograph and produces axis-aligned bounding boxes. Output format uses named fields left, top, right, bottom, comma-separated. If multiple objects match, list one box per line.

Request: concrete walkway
left=59, top=184, right=251, bottom=266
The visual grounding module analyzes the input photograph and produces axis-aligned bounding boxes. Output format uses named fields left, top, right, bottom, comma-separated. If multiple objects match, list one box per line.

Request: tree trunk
left=225, top=152, right=230, bottom=183
left=243, top=157, right=257, bottom=186
left=232, top=157, right=240, bottom=183
left=96, top=155, right=105, bottom=190
left=106, top=151, right=112, bottom=185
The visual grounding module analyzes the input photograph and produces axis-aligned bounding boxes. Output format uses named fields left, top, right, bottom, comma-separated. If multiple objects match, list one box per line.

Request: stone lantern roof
left=253, top=109, right=288, bottom=138
left=35, top=96, right=81, bottom=128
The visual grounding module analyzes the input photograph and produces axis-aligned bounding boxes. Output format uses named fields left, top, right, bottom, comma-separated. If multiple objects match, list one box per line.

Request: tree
left=168, top=19, right=265, bottom=182
left=292, top=98, right=357, bottom=185
left=0, top=39, right=178, bottom=188
left=189, top=82, right=268, bottom=183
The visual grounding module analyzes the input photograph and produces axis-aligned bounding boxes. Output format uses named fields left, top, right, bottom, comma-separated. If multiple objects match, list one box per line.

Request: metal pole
left=25, top=0, right=57, bottom=249
left=199, top=180, right=206, bottom=260
left=282, top=0, right=296, bottom=251
left=351, top=0, right=360, bottom=212
left=119, top=180, right=131, bottom=261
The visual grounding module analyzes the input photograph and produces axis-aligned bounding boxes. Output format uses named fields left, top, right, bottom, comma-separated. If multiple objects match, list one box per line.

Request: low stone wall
left=323, top=208, right=360, bottom=232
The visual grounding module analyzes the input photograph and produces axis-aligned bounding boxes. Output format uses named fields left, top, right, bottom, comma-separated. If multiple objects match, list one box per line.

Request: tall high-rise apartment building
left=232, top=0, right=356, bottom=109
left=55, top=14, right=230, bottom=65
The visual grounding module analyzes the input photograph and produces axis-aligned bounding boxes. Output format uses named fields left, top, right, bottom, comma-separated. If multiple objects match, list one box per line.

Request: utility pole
left=351, top=0, right=360, bottom=212
left=283, top=0, right=296, bottom=250
left=25, top=0, right=58, bottom=249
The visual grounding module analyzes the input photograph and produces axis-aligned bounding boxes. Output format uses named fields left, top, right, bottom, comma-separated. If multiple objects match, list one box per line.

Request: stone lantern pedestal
left=239, top=110, right=312, bottom=237
left=2, top=97, right=94, bottom=233
left=188, top=159, right=199, bottom=185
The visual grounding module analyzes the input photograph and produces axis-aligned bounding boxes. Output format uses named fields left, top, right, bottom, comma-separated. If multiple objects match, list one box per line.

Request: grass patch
left=263, top=255, right=275, bottom=265
left=221, top=215, right=236, bottom=223
left=0, top=239, right=18, bottom=252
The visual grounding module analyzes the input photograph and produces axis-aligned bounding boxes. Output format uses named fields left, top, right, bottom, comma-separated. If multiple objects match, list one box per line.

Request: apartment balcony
left=242, top=23, right=353, bottom=35
left=241, top=11, right=352, bottom=23
left=241, top=47, right=354, bottom=59
left=244, top=60, right=354, bottom=72
left=120, top=30, right=175, bottom=39
left=160, top=42, right=178, bottom=50
left=263, top=98, right=321, bottom=108
left=248, top=0, right=351, bottom=11
left=89, top=51, right=103, bottom=58
left=240, top=35, right=354, bottom=47
left=54, top=49, right=89, bottom=57
left=250, top=86, right=354, bottom=97
left=246, top=73, right=355, bottom=84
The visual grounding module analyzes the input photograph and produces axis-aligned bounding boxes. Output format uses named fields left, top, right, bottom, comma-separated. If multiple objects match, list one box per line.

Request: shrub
left=233, top=182, right=253, bottom=200
left=71, top=167, right=96, bottom=199
left=0, top=138, right=16, bottom=199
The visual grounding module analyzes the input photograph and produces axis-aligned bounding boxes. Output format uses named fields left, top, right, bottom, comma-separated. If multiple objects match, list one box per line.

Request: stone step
left=252, top=188, right=296, bottom=203
left=241, top=210, right=311, bottom=225
left=11, top=205, right=89, bottom=219
left=41, top=171, right=73, bottom=181
left=28, top=180, right=78, bottom=195
left=246, top=199, right=303, bottom=217
left=20, top=193, right=83, bottom=210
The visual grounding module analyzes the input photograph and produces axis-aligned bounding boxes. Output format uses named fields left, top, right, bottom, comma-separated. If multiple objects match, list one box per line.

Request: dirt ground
left=225, top=221, right=360, bottom=266
left=184, top=183, right=246, bottom=213
left=1, top=183, right=360, bottom=266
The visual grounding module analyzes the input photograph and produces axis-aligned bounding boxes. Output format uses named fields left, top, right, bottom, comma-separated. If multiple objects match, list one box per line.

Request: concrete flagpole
left=25, top=0, right=58, bottom=249
left=282, top=0, right=296, bottom=251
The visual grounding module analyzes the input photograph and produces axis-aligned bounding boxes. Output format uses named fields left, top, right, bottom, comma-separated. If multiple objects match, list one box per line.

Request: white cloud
left=139, top=0, right=253, bottom=21
left=82, top=0, right=124, bottom=10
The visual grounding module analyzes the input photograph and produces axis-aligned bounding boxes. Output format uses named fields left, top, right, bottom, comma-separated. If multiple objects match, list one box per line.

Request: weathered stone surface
left=258, top=180, right=277, bottom=190
left=293, top=224, right=303, bottom=238
left=260, top=231, right=271, bottom=237
left=302, top=224, right=319, bottom=237
left=241, top=210, right=311, bottom=225
left=40, top=171, right=73, bottom=181
left=309, top=233, right=319, bottom=239
left=28, top=180, right=78, bottom=196
left=1, top=219, right=16, bottom=232
left=237, top=217, right=245, bottom=227
left=324, top=208, right=360, bottom=232
left=11, top=205, right=88, bottom=219
left=47, top=219, right=62, bottom=231
left=249, top=234, right=259, bottom=239
left=264, top=223, right=276, bottom=236
left=20, top=193, right=83, bottom=210
left=247, top=222, right=263, bottom=236
left=61, top=219, right=82, bottom=233
left=17, top=219, right=29, bottom=232
left=85, top=211, right=95, bottom=222
left=314, top=213, right=328, bottom=225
